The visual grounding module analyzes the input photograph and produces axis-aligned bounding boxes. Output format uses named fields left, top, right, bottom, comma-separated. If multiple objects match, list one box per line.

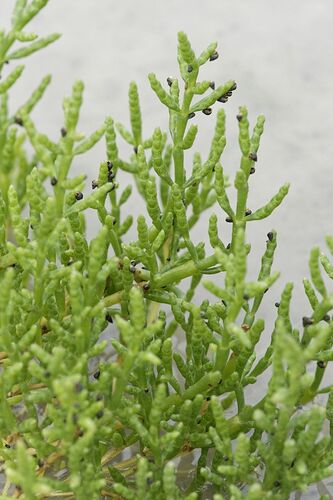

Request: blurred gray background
left=2, top=0, right=333, bottom=334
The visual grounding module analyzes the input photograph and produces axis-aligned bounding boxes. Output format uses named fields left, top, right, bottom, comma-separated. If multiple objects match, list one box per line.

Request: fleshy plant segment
left=1, top=2, right=333, bottom=499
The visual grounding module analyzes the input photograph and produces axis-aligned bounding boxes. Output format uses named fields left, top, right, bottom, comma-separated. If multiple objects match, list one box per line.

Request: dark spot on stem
left=60, top=127, right=67, bottom=137
left=14, top=116, right=23, bottom=126
left=188, top=112, right=195, bottom=119
left=209, top=51, right=219, bottom=61
left=210, top=81, right=215, bottom=90
left=267, top=231, right=274, bottom=241
left=187, top=64, right=193, bottom=73
left=167, top=77, right=173, bottom=87
left=249, top=152, right=258, bottom=162
left=202, top=108, right=212, bottom=115
left=317, top=360, right=326, bottom=369
left=302, top=316, right=313, bottom=327
left=50, top=176, right=58, bottom=186
left=250, top=167, right=256, bottom=174
left=75, top=192, right=83, bottom=201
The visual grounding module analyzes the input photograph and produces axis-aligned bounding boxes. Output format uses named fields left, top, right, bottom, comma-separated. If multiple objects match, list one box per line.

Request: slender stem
left=154, top=254, right=217, bottom=287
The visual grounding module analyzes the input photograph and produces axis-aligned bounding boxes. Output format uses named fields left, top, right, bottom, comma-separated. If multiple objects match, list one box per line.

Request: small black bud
left=226, top=91, right=233, bottom=97
left=107, top=161, right=113, bottom=171
left=236, top=113, right=243, bottom=122
left=223, top=455, right=229, bottom=462
left=92, top=180, right=98, bottom=189
left=144, top=388, right=149, bottom=393
left=96, top=410, right=104, bottom=419
left=105, top=314, right=113, bottom=323
left=187, top=64, right=193, bottom=73
left=4, top=443, right=10, bottom=448
left=167, top=77, right=173, bottom=87
left=206, top=396, right=211, bottom=401
left=302, top=316, right=314, bottom=327
left=75, top=192, right=83, bottom=201
left=133, top=146, right=138, bottom=154
left=274, top=481, right=281, bottom=488
left=245, top=209, right=252, bottom=216
left=230, top=82, right=237, bottom=91
left=130, top=260, right=137, bottom=266
left=209, top=51, right=219, bottom=61
left=210, top=81, right=215, bottom=90
left=218, top=95, right=228, bottom=103
left=14, top=116, right=23, bottom=126
left=202, top=108, right=212, bottom=115
left=226, top=243, right=231, bottom=250
left=250, top=167, right=256, bottom=174
left=108, top=171, right=116, bottom=182
left=166, top=257, right=171, bottom=261
left=93, top=370, right=101, bottom=380
left=50, top=176, right=58, bottom=186
left=143, top=282, right=150, bottom=291
left=188, top=112, right=196, bottom=119
left=225, top=216, right=233, bottom=223
left=274, top=302, right=280, bottom=308
left=60, top=127, right=67, bottom=137
left=264, top=288, right=269, bottom=294
left=249, top=152, right=258, bottom=162
left=267, top=232, right=274, bottom=241
left=317, top=360, right=326, bottom=369
left=323, top=314, right=330, bottom=322
left=243, top=294, right=250, bottom=301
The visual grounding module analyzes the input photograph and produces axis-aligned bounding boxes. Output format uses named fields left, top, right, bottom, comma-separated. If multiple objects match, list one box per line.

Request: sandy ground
left=1, top=1, right=333, bottom=497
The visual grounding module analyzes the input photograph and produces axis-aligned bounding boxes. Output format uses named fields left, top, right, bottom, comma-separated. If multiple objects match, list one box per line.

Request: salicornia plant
left=1, top=2, right=333, bottom=499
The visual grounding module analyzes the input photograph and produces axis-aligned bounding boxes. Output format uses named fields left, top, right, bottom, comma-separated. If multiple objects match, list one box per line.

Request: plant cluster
left=1, top=1, right=333, bottom=499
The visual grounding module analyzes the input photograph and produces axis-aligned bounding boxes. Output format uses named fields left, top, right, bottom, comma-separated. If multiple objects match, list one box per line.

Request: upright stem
left=172, top=76, right=196, bottom=187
